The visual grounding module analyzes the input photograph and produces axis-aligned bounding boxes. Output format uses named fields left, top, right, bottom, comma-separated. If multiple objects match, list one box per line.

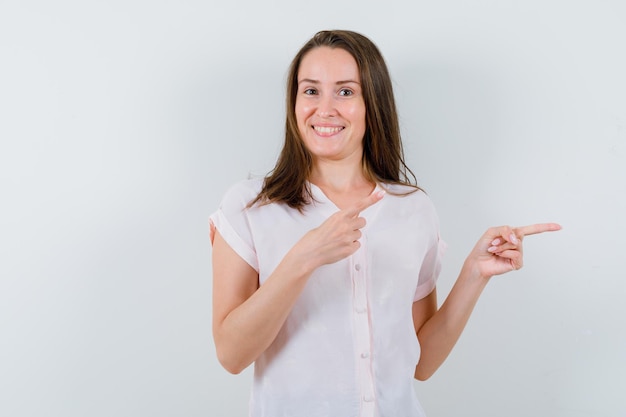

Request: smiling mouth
left=313, top=126, right=344, bottom=135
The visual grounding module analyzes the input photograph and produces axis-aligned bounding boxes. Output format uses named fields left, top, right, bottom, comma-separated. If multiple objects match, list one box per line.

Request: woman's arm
left=413, top=223, right=561, bottom=380
left=212, top=230, right=315, bottom=374
left=211, top=190, right=385, bottom=374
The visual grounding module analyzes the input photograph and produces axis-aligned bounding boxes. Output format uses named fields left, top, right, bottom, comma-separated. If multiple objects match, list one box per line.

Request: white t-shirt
left=210, top=178, right=445, bottom=417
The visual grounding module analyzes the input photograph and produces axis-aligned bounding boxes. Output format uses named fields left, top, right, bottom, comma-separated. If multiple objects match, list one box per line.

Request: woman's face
left=295, top=47, right=366, bottom=164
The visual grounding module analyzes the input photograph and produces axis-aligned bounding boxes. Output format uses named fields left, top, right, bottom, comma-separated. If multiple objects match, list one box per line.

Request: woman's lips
left=313, top=125, right=344, bottom=136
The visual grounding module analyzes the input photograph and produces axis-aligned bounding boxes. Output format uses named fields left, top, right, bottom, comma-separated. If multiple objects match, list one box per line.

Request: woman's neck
left=309, top=159, right=376, bottom=209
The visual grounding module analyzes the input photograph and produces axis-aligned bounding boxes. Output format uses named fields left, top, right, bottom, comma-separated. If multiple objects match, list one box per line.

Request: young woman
left=209, top=30, right=560, bottom=417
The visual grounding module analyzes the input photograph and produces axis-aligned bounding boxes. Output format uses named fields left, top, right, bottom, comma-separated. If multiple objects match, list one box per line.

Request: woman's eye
left=338, top=89, right=353, bottom=96
left=303, top=88, right=317, bottom=95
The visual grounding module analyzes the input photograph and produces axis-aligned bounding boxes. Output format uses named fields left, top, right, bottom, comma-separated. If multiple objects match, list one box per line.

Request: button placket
left=351, top=238, right=376, bottom=417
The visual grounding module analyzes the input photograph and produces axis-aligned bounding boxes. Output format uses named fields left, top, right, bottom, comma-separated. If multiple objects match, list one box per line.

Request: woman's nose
left=316, top=95, right=337, bottom=118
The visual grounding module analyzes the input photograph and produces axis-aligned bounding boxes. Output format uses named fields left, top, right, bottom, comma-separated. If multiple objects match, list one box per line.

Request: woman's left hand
left=466, top=223, right=562, bottom=279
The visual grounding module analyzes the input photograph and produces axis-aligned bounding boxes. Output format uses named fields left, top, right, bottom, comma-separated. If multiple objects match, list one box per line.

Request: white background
left=1, top=1, right=625, bottom=416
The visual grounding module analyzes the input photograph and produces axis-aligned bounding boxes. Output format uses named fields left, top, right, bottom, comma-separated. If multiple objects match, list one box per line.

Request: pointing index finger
left=515, top=223, right=562, bottom=237
left=347, top=189, right=386, bottom=217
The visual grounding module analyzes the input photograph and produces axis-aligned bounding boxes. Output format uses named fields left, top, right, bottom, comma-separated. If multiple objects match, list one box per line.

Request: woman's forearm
left=414, top=261, right=490, bottom=380
left=212, top=237, right=316, bottom=374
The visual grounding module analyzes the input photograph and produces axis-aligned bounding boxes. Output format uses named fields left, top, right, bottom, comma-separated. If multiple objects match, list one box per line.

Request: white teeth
left=314, top=126, right=343, bottom=134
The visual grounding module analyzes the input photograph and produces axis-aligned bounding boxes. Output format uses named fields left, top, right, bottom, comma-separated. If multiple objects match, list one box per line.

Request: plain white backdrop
left=1, top=1, right=624, bottom=416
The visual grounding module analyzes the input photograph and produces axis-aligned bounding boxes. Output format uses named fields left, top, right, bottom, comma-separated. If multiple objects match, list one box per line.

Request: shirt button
left=361, top=352, right=370, bottom=358
left=363, top=395, right=374, bottom=402
left=355, top=306, right=367, bottom=313
left=354, top=264, right=361, bottom=271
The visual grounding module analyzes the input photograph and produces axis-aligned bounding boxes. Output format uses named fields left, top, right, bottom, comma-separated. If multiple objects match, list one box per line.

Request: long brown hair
left=251, top=30, right=418, bottom=211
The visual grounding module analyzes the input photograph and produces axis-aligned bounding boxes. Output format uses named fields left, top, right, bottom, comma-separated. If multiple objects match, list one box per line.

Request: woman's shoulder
left=382, top=183, right=428, bottom=200
left=381, top=183, right=437, bottom=211
left=218, top=177, right=264, bottom=208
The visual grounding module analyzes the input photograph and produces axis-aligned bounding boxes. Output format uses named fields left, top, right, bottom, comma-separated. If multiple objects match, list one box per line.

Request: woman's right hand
left=294, top=189, right=385, bottom=270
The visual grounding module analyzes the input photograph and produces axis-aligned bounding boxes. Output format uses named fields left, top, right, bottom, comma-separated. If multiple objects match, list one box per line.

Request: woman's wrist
left=460, top=258, right=492, bottom=286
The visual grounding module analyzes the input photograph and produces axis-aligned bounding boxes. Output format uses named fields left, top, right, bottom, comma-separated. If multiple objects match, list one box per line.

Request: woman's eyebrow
left=298, top=78, right=361, bottom=85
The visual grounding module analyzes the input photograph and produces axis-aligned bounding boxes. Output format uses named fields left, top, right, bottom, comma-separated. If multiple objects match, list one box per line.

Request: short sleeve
left=409, top=193, right=446, bottom=302
left=209, top=180, right=261, bottom=272
left=413, top=236, right=446, bottom=301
